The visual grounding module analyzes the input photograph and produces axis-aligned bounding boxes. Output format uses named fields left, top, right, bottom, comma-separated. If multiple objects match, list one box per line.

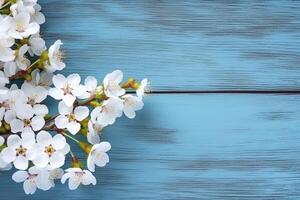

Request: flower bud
left=78, top=141, right=92, bottom=154
left=71, top=157, right=83, bottom=168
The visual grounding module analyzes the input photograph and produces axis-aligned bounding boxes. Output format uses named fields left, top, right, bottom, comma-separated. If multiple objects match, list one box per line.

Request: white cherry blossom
left=28, top=33, right=46, bottom=56
left=49, top=168, right=64, bottom=187
left=87, top=120, right=101, bottom=144
left=30, top=69, right=53, bottom=88
left=49, top=73, right=86, bottom=106
left=87, top=141, right=111, bottom=172
left=122, top=94, right=144, bottom=119
left=31, top=4, right=45, bottom=24
left=45, top=40, right=65, bottom=72
left=61, top=168, right=96, bottom=190
left=103, top=70, right=125, bottom=98
left=4, top=44, right=30, bottom=74
left=9, top=103, right=45, bottom=133
left=1, top=88, right=27, bottom=114
left=21, top=82, right=48, bottom=116
left=80, top=76, right=103, bottom=98
left=10, top=1, right=35, bottom=17
left=91, top=98, right=123, bottom=127
left=137, top=78, right=148, bottom=97
left=7, top=12, right=39, bottom=39
left=0, top=0, right=147, bottom=194
left=33, top=131, right=69, bottom=169
left=55, top=101, right=89, bottom=135
left=1, top=130, right=36, bottom=170
left=12, top=166, right=52, bottom=194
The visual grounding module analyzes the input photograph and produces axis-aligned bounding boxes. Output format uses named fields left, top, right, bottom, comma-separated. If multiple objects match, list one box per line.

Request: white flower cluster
left=0, top=0, right=148, bottom=194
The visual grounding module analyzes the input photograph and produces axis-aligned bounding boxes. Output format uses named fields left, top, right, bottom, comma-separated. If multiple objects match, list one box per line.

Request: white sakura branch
left=0, top=0, right=149, bottom=194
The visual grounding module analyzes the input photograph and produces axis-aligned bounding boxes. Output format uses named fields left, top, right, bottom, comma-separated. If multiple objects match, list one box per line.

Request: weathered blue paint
left=2, top=94, right=300, bottom=199
left=1, top=1, right=300, bottom=199
left=40, top=0, right=300, bottom=90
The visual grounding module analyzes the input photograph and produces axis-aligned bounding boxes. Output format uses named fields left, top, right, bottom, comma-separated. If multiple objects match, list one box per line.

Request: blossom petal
left=1, top=147, right=16, bottom=163
left=82, top=170, right=97, bottom=185
left=31, top=116, right=45, bottom=131
left=85, top=76, right=97, bottom=91
left=72, top=85, right=86, bottom=97
left=33, top=154, right=48, bottom=168
left=68, top=174, right=81, bottom=190
left=33, top=104, right=49, bottom=116
left=61, top=172, right=71, bottom=184
left=58, top=101, right=72, bottom=115
left=10, top=119, right=24, bottom=133
left=67, top=74, right=80, bottom=88
left=52, top=134, right=66, bottom=150
left=16, top=103, right=33, bottom=120
left=7, top=134, right=21, bottom=148
left=4, top=110, right=16, bottom=123
left=66, top=121, right=80, bottom=135
left=49, top=152, right=65, bottom=169
left=93, top=152, right=109, bottom=167
left=13, top=156, right=28, bottom=170
left=23, top=179, right=37, bottom=194
left=74, top=106, right=89, bottom=121
left=49, top=88, right=64, bottom=100
left=87, top=155, right=95, bottom=172
left=21, top=130, right=35, bottom=148
left=55, top=115, right=68, bottom=129
left=52, top=74, right=66, bottom=89
left=87, top=131, right=100, bottom=145
left=62, top=94, right=76, bottom=107
left=12, top=171, right=28, bottom=183
left=0, top=47, right=15, bottom=62
left=36, top=131, right=52, bottom=145
left=94, top=141, right=111, bottom=152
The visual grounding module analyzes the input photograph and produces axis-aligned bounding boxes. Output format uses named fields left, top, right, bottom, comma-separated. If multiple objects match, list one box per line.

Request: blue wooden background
left=1, top=0, right=300, bottom=199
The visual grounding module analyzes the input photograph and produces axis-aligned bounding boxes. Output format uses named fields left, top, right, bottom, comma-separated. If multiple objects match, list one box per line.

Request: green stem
left=62, top=132, right=80, bottom=143
left=69, top=149, right=75, bottom=158
left=27, top=58, right=40, bottom=71
left=0, top=1, right=10, bottom=10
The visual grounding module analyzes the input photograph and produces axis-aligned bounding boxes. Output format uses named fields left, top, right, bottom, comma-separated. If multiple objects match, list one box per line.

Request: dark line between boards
left=128, top=90, right=300, bottom=94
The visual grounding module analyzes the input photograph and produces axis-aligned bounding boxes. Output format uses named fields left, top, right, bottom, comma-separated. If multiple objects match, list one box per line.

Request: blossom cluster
left=0, top=0, right=148, bottom=194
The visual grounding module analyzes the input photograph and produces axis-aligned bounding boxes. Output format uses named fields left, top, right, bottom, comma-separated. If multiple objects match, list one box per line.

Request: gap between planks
left=128, top=90, right=300, bottom=95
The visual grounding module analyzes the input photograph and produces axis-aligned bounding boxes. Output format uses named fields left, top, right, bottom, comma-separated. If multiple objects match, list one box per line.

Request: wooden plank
left=1, top=94, right=300, bottom=199
left=39, top=0, right=300, bottom=90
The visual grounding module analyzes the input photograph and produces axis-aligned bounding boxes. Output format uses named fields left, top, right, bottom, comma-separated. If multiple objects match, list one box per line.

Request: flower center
left=108, top=81, right=119, bottom=92
left=63, top=84, right=73, bottom=94
left=23, top=119, right=31, bottom=126
left=28, top=98, right=36, bottom=106
left=16, top=23, right=26, bottom=33
left=93, top=151, right=104, bottom=160
left=28, top=173, right=38, bottom=180
left=102, top=105, right=111, bottom=113
left=44, top=144, right=56, bottom=156
left=55, top=50, right=64, bottom=62
left=16, top=145, right=27, bottom=156
left=68, top=113, right=76, bottom=121
left=93, top=124, right=102, bottom=132
left=75, top=172, right=84, bottom=177
left=0, top=102, right=9, bottom=110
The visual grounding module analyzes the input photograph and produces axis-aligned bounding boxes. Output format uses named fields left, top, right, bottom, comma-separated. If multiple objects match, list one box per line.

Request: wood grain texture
left=39, top=0, right=300, bottom=91
left=1, top=94, right=300, bottom=199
